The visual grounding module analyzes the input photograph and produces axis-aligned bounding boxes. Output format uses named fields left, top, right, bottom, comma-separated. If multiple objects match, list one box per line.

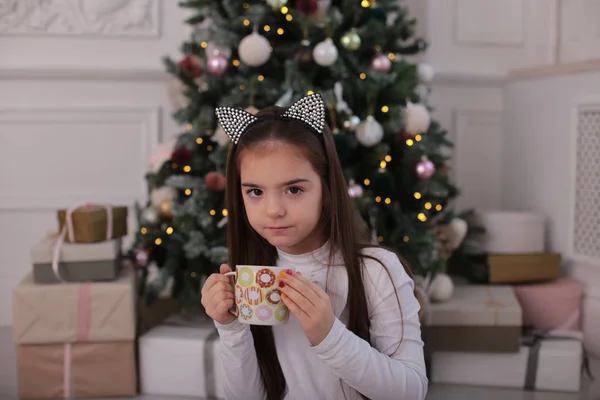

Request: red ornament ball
left=296, top=0, right=318, bottom=14
left=205, top=171, right=226, bottom=191
left=171, top=147, right=192, bottom=164
left=178, top=54, right=202, bottom=78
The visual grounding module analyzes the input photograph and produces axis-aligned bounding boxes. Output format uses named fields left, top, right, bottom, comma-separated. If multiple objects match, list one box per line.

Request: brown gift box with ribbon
left=424, top=285, right=522, bottom=353
left=57, top=204, right=128, bottom=243
left=12, top=264, right=136, bottom=345
left=17, top=341, right=137, bottom=399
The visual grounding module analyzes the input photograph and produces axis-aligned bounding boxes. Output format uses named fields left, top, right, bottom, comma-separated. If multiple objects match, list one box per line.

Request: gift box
left=430, top=330, right=585, bottom=392
left=139, top=315, right=224, bottom=398
left=57, top=204, right=128, bottom=243
left=17, top=341, right=137, bottom=399
left=514, top=277, right=583, bottom=331
left=465, top=252, right=561, bottom=284
left=30, top=234, right=122, bottom=284
left=424, top=285, right=522, bottom=352
left=12, top=265, right=135, bottom=345
left=475, top=210, right=545, bottom=254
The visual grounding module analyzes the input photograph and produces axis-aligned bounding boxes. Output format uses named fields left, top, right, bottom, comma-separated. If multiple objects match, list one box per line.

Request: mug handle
left=224, top=271, right=238, bottom=316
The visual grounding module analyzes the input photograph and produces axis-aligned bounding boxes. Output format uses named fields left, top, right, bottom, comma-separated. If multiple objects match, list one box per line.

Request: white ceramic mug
left=225, top=265, right=293, bottom=325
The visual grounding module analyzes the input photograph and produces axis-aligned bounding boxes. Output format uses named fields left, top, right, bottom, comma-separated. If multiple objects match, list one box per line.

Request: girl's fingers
left=280, top=271, right=318, bottom=305
left=281, top=291, right=309, bottom=321
left=280, top=285, right=314, bottom=314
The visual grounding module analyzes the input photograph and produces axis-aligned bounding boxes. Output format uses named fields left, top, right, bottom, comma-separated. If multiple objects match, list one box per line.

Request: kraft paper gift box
left=424, top=285, right=522, bottom=352
left=465, top=252, right=562, bottom=284
left=57, top=204, right=128, bottom=243
left=430, top=330, right=586, bottom=392
left=12, top=265, right=135, bottom=345
left=30, top=234, right=122, bottom=284
left=139, top=315, right=224, bottom=399
left=17, top=341, right=137, bottom=399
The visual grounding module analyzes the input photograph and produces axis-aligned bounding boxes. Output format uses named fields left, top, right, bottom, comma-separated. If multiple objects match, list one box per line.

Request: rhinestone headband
left=215, top=93, right=326, bottom=145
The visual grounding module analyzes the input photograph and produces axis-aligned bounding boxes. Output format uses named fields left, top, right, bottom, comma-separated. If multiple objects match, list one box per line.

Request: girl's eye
left=286, top=186, right=303, bottom=195
left=246, top=189, right=263, bottom=197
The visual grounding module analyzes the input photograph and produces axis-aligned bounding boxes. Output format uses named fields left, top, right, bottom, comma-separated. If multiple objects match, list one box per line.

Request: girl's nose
left=265, top=195, right=285, bottom=218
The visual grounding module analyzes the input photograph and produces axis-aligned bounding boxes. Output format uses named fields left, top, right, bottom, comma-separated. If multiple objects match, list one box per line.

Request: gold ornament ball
left=341, top=29, right=361, bottom=51
left=159, top=200, right=172, bottom=217
left=268, top=0, right=287, bottom=9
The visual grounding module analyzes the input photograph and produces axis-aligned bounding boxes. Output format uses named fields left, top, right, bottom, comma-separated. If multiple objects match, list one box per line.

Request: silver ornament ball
left=142, top=207, right=160, bottom=224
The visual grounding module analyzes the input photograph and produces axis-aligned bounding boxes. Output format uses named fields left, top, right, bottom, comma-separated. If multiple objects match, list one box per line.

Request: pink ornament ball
left=416, top=159, right=436, bottom=180
left=348, top=183, right=364, bottom=198
left=370, top=53, right=392, bottom=73
left=207, top=54, right=228, bottom=76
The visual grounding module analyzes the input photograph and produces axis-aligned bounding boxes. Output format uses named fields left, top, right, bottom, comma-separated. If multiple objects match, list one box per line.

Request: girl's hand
left=279, top=270, right=335, bottom=346
left=200, top=264, right=236, bottom=326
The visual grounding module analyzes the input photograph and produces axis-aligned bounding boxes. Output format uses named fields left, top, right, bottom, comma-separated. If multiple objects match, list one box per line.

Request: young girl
left=201, top=94, right=428, bottom=400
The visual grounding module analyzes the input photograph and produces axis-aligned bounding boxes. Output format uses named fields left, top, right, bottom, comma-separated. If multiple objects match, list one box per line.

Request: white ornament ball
left=150, top=186, right=177, bottom=208
left=403, top=102, right=431, bottom=134
left=355, top=116, right=384, bottom=147
left=142, top=207, right=160, bottom=225
left=448, top=218, right=468, bottom=249
left=238, top=32, right=271, bottom=67
left=313, top=38, right=338, bottom=67
left=417, top=62, right=435, bottom=83
left=429, top=273, right=454, bottom=302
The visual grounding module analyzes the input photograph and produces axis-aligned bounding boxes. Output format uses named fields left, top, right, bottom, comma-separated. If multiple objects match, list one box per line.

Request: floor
left=2, top=326, right=599, bottom=400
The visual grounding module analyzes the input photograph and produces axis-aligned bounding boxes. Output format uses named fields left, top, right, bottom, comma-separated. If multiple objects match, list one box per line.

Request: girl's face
left=239, top=141, right=325, bottom=255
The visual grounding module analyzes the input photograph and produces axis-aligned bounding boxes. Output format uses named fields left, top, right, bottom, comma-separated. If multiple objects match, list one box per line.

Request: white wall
left=0, top=0, right=587, bottom=326
left=0, top=0, right=188, bottom=327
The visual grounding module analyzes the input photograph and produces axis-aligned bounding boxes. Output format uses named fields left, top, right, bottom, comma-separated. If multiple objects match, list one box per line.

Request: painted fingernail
left=281, top=293, right=288, bottom=300
left=278, top=271, right=287, bottom=279
left=285, top=269, right=293, bottom=275
left=278, top=281, right=285, bottom=288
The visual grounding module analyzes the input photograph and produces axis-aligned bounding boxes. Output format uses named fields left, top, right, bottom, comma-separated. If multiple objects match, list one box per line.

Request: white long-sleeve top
left=214, top=242, right=428, bottom=400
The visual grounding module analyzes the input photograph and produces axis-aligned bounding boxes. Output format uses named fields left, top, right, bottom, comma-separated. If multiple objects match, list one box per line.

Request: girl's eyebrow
left=241, top=178, right=310, bottom=188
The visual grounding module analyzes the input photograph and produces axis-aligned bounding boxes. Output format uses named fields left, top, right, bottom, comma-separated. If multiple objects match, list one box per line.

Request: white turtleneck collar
left=275, top=240, right=332, bottom=269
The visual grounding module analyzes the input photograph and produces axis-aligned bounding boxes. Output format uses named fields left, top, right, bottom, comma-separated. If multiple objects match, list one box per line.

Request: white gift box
left=139, top=316, right=224, bottom=398
left=476, top=210, right=545, bottom=254
left=430, top=330, right=584, bottom=392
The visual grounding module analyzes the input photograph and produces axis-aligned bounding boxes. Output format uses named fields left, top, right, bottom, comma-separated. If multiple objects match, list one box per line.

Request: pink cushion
left=514, top=277, right=583, bottom=331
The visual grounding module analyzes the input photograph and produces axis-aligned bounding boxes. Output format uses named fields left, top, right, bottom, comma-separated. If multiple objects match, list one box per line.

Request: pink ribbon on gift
left=63, top=343, right=72, bottom=399
left=51, top=202, right=113, bottom=282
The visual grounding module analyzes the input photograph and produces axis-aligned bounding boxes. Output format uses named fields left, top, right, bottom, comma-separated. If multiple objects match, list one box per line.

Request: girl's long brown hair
left=225, top=105, right=413, bottom=400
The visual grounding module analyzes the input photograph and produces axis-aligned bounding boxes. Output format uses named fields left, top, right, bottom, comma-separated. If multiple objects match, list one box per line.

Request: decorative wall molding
left=0, top=67, right=169, bottom=81
left=0, top=106, right=160, bottom=211
left=0, top=0, right=159, bottom=37
left=453, top=110, right=504, bottom=210
left=558, top=0, right=600, bottom=63
left=454, top=0, right=526, bottom=47
left=0, top=67, right=509, bottom=86
left=509, top=59, right=600, bottom=80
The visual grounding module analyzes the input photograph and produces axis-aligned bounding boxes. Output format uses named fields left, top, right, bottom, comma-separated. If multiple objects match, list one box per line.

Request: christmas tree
left=131, top=0, right=469, bottom=308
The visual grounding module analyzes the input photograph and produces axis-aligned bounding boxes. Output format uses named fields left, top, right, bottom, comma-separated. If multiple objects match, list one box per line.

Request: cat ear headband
left=215, top=93, right=326, bottom=145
